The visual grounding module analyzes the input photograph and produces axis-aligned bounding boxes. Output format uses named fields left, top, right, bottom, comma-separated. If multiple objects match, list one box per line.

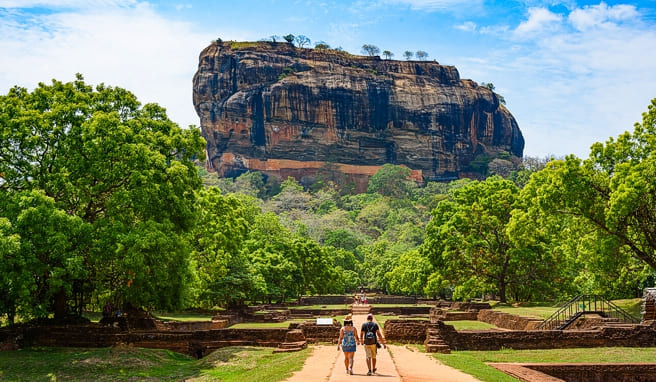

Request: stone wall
left=383, top=319, right=429, bottom=343
left=371, top=307, right=431, bottom=315
left=477, top=309, right=543, bottom=330
left=297, top=296, right=352, bottom=305
left=0, top=323, right=290, bottom=358
left=289, top=309, right=350, bottom=318
left=642, top=288, right=656, bottom=321
left=432, top=321, right=656, bottom=351
left=430, top=309, right=479, bottom=321
left=528, top=363, right=656, bottom=382
left=291, top=322, right=341, bottom=343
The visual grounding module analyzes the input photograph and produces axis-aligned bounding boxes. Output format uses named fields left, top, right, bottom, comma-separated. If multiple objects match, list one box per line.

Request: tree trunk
left=497, top=278, right=507, bottom=303
left=53, top=289, right=68, bottom=320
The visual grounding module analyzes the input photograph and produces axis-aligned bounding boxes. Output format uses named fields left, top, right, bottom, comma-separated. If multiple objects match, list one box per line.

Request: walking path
left=283, top=312, right=481, bottom=382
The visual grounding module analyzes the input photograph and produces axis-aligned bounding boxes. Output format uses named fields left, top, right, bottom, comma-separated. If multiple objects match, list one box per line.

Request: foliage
left=382, top=50, right=393, bottom=59
left=403, top=51, right=413, bottom=60
left=423, top=176, right=535, bottom=302
left=0, top=346, right=309, bottom=382
left=361, top=44, right=380, bottom=56
left=314, top=41, right=330, bottom=50
left=294, top=35, right=310, bottom=48
left=283, top=34, right=295, bottom=45
left=521, top=99, right=656, bottom=275
left=0, top=75, right=204, bottom=319
left=415, top=50, right=428, bottom=60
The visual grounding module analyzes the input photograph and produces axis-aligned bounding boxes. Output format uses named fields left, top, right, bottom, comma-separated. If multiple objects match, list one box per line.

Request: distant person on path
left=360, top=313, right=386, bottom=376
left=337, top=314, right=360, bottom=375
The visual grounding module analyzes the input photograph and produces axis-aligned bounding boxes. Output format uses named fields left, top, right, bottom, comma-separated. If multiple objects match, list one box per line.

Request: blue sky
left=1, top=0, right=655, bottom=158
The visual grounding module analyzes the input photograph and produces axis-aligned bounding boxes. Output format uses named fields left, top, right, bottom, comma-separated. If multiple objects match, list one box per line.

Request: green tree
left=190, top=187, right=250, bottom=308
left=415, top=50, right=428, bottom=60
left=295, top=35, right=311, bottom=48
left=387, top=249, right=433, bottom=296
left=523, top=99, right=656, bottom=271
left=382, top=50, right=393, bottom=59
left=403, top=51, right=413, bottom=60
left=367, top=164, right=415, bottom=199
left=422, top=176, right=521, bottom=302
left=361, top=44, right=380, bottom=56
left=314, top=41, right=330, bottom=50
left=0, top=76, right=205, bottom=317
left=283, top=34, right=295, bottom=45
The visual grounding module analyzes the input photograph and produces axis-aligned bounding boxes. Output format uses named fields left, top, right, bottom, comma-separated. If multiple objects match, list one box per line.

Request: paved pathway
left=283, top=313, right=481, bottom=382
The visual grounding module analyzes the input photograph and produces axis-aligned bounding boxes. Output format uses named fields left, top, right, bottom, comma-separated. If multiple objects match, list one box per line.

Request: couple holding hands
left=337, top=313, right=386, bottom=376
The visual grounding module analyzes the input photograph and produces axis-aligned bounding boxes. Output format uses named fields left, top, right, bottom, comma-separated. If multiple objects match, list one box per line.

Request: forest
left=2, top=76, right=656, bottom=324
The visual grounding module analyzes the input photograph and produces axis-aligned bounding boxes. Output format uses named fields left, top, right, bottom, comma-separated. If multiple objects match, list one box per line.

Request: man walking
left=360, top=313, right=386, bottom=375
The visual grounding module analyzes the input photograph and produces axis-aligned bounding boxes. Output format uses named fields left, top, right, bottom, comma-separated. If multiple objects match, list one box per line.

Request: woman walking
left=337, top=314, right=360, bottom=375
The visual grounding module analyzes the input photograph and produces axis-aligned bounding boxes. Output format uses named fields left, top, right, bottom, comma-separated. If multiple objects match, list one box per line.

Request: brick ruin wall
left=383, top=319, right=430, bottom=343
left=476, top=309, right=543, bottom=330
left=383, top=319, right=656, bottom=351
left=527, top=363, right=656, bottom=382
left=432, top=320, right=656, bottom=351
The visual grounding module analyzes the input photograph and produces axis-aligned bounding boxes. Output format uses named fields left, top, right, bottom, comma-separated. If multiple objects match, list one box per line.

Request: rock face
left=193, top=41, right=524, bottom=188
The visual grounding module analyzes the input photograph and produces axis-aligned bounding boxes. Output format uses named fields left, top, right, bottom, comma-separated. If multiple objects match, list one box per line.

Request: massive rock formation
left=193, top=41, right=524, bottom=189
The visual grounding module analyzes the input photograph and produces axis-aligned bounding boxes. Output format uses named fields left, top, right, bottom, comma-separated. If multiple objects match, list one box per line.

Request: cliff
left=193, top=41, right=524, bottom=188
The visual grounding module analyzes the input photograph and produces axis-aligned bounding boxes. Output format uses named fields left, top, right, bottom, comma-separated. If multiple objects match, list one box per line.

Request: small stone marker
left=316, top=318, right=333, bottom=325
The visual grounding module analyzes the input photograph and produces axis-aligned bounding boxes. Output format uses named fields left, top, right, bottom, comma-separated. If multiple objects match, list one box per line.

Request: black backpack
left=363, top=322, right=377, bottom=345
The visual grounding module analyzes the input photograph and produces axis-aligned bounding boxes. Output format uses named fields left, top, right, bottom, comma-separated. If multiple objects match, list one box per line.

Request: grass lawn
left=433, top=347, right=656, bottom=382
left=229, top=319, right=312, bottom=329
left=291, top=304, right=351, bottom=310
left=488, top=298, right=643, bottom=320
left=377, top=315, right=428, bottom=329
left=0, top=345, right=310, bottom=382
left=151, top=312, right=215, bottom=322
left=487, top=303, right=559, bottom=319
left=444, top=320, right=497, bottom=330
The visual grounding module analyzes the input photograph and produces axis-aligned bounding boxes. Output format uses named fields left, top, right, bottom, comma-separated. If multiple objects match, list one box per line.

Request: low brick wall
left=528, top=363, right=656, bottom=382
left=291, top=322, right=341, bottom=343
left=1, top=324, right=290, bottom=358
left=371, top=307, right=431, bottom=315
left=430, top=307, right=478, bottom=321
left=383, top=319, right=429, bottom=343
left=289, top=309, right=350, bottom=318
left=297, top=296, right=351, bottom=305
left=432, top=321, right=656, bottom=351
left=370, top=296, right=416, bottom=304
left=450, top=302, right=491, bottom=311
left=477, top=309, right=543, bottom=330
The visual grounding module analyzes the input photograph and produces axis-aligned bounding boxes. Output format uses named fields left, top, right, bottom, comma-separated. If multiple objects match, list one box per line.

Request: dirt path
left=283, top=313, right=481, bottom=382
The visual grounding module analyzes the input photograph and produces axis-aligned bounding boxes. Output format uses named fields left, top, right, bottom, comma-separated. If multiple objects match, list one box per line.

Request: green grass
left=0, top=345, right=310, bottom=382
left=152, top=312, right=215, bottom=322
left=488, top=303, right=559, bottom=319
left=445, top=320, right=497, bottom=330
left=433, top=347, right=656, bottom=382
left=229, top=319, right=311, bottom=329
left=292, top=304, right=350, bottom=310
left=613, top=298, right=642, bottom=318
left=378, top=315, right=428, bottom=329
left=488, top=298, right=643, bottom=320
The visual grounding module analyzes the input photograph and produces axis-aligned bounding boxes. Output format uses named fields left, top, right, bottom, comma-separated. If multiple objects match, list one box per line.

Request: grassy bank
left=0, top=345, right=309, bottom=382
left=433, top=347, right=656, bottom=382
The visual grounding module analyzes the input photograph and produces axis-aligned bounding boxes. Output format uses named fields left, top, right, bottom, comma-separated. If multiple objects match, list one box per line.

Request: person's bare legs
left=343, top=351, right=351, bottom=372
left=348, top=353, right=354, bottom=374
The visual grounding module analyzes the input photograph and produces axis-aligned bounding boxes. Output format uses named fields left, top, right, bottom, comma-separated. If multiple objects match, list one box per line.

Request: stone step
left=274, top=341, right=307, bottom=353
left=425, top=344, right=451, bottom=353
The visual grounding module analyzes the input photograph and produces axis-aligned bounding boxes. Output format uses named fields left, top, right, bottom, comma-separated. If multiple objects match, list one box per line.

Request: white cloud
left=0, top=0, right=136, bottom=8
left=514, top=7, right=563, bottom=36
left=568, top=2, right=638, bottom=31
left=0, top=2, right=214, bottom=129
left=384, top=0, right=482, bottom=11
left=492, top=3, right=656, bottom=157
left=455, top=21, right=477, bottom=32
